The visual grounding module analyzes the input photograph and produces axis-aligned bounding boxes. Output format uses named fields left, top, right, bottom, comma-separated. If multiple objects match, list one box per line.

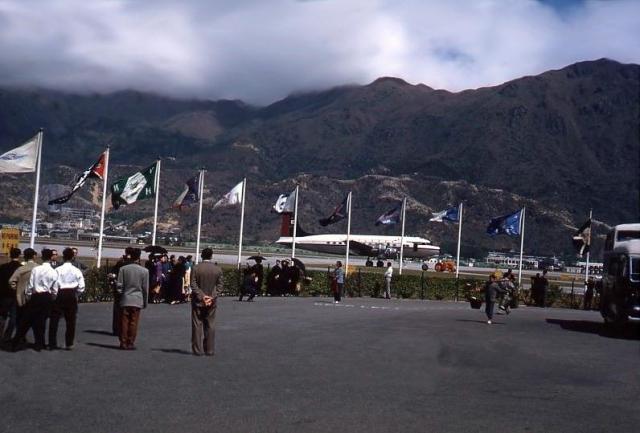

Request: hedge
left=79, top=265, right=590, bottom=309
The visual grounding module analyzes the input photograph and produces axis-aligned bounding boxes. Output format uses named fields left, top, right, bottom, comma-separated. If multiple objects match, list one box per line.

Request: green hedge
left=78, top=265, right=588, bottom=309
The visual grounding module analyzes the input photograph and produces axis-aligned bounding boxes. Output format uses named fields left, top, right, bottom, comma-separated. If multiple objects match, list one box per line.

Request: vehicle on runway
left=275, top=214, right=439, bottom=260
left=600, top=223, right=640, bottom=327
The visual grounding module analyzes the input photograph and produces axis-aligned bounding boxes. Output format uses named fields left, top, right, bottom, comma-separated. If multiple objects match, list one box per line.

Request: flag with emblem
left=110, top=161, right=159, bottom=210
left=48, top=151, right=107, bottom=205
left=0, top=135, right=39, bottom=173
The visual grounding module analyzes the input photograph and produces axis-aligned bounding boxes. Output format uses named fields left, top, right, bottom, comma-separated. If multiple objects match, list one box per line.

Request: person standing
left=583, top=277, right=595, bottom=310
left=537, top=269, right=549, bottom=308
left=383, top=262, right=393, bottom=299
left=484, top=273, right=505, bottom=324
left=110, top=249, right=132, bottom=336
left=116, top=248, right=148, bottom=350
left=8, top=248, right=38, bottom=345
left=0, top=248, right=22, bottom=342
left=50, top=249, right=60, bottom=269
left=168, top=256, right=186, bottom=304
left=239, top=270, right=258, bottom=302
left=252, top=258, right=264, bottom=296
left=333, top=261, right=344, bottom=304
left=70, top=247, right=88, bottom=272
left=49, top=247, right=85, bottom=350
left=190, top=248, right=223, bottom=356
left=20, top=248, right=58, bottom=351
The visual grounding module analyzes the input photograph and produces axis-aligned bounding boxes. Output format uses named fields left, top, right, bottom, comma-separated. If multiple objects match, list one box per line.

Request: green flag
left=111, top=161, right=158, bottom=209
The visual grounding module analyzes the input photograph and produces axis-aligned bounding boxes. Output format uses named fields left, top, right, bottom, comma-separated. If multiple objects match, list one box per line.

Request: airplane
left=274, top=214, right=440, bottom=261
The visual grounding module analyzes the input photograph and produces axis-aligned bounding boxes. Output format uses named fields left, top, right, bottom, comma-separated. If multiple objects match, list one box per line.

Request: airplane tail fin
left=280, top=213, right=313, bottom=237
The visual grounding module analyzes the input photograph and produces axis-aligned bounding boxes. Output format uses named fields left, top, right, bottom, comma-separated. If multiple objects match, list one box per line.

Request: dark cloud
left=0, top=0, right=638, bottom=104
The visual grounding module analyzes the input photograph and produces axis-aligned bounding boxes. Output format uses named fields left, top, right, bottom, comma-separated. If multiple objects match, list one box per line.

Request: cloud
left=0, top=0, right=638, bottom=104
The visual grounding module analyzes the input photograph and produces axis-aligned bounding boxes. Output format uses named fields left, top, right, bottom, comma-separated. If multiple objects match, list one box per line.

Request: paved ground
left=1, top=297, right=639, bottom=433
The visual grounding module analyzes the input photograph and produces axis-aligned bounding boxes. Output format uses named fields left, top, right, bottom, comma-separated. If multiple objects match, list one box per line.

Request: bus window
left=630, top=257, right=640, bottom=282
left=616, top=231, right=640, bottom=242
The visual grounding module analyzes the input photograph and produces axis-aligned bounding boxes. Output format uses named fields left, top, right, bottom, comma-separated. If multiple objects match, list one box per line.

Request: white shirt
left=27, top=262, right=59, bottom=296
left=55, top=262, right=86, bottom=293
left=384, top=266, right=393, bottom=279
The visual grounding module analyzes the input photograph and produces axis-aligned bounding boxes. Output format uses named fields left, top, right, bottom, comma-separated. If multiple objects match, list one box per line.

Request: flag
left=375, top=203, right=402, bottom=226
left=430, top=206, right=459, bottom=223
left=110, top=161, right=158, bottom=210
left=486, top=209, right=523, bottom=236
left=572, top=219, right=591, bottom=256
left=272, top=188, right=296, bottom=214
left=214, top=180, right=243, bottom=208
left=319, top=194, right=349, bottom=226
left=48, top=151, right=106, bottom=205
left=173, top=173, right=200, bottom=209
left=0, top=136, right=38, bottom=173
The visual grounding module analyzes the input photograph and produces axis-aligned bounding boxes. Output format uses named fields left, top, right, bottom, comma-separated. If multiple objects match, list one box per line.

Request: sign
left=1, top=228, right=20, bottom=255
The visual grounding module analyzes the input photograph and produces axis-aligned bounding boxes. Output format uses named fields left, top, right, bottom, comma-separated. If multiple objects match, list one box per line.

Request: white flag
left=0, top=136, right=38, bottom=173
left=272, top=188, right=296, bottom=213
left=214, top=180, right=243, bottom=208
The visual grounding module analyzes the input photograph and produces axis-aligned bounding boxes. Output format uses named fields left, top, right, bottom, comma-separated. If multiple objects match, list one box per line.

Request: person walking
left=239, top=270, right=258, bottom=302
left=484, top=273, right=505, bottom=324
left=190, top=248, right=223, bottom=357
left=49, top=247, right=85, bottom=350
left=383, top=262, right=393, bottom=299
left=8, top=248, right=38, bottom=345
left=0, top=248, right=22, bottom=342
left=17, top=248, right=58, bottom=351
left=116, top=248, right=148, bottom=350
left=333, top=261, right=344, bottom=304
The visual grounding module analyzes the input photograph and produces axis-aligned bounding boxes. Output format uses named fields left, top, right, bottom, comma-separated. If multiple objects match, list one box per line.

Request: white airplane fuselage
left=275, top=234, right=440, bottom=259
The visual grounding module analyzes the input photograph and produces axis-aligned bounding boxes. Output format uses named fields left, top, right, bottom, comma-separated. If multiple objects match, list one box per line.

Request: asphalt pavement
left=1, top=297, right=638, bottom=433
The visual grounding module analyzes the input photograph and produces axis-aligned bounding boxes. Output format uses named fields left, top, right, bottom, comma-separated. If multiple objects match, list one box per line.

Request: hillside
left=0, top=58, right=638, bottom=257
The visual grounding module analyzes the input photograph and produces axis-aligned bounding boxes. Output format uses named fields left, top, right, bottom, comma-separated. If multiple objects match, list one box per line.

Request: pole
left=455, top=202, right=463, bottom=279
left=585, top=209, right=593, bottom=284
left=96, top=147, right=110, bottom=268
left=345, top=191, right=352, bottom=277
left=195, top=169, right=205, bottom=264
left=517, top=207, right=526, bottom=287
left=236, top=178, right=246, bottom=270
left=30, top=129, right=43, bottom=249
left=399, top=197, right=407, bottom=275
left=151, top=158, right=161, bottom=246
left=291, top=185, right=299, bottom=259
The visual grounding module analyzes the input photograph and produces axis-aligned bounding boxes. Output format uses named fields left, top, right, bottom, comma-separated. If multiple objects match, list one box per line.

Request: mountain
left=0, top=58, right=638, bottom=258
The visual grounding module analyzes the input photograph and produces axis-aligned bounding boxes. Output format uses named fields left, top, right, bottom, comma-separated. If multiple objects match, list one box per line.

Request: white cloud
left=0, top=0, right=637, bottom=104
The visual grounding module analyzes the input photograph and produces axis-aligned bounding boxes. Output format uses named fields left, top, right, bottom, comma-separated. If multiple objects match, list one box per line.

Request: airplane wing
left=348, top=240, right=374, bottom=256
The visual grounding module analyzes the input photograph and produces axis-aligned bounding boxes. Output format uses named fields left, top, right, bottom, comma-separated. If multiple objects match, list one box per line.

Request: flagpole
left=29, top=129, right=43, bottom=249
left=585, top=209, right=593, bottom=283
left=151, top=158, right=161, bottom=246
left=291, top=185, right=299, bottom=259
left=195, top=169, right=205, bottom=264
left=455, top=202, right=463, bottom=279
left=236, top=178, right=247, bottom=270
left=517, top=207, right=526, bottom=287
left=345, top=191, right=352, bottom=277
left=399, top=197, right=407, bottom=275
left=96, top=147, right=110, bottom=268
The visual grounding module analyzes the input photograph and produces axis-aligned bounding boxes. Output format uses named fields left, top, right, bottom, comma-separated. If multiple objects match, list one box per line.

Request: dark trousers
left=485, top=300, right=495, bottom=320
left=192, top=305, right=216, bottom=356
left=119, top=307, right=141, bottom=349
left=334, top=283, right=343, bottom=302
left=26, top=293, right=53, bottom=350
left=112, top=293, right=122, bottom=336
left=0, top=297, right=17, bottom=341
left=48, top=289, right=78, bottom=348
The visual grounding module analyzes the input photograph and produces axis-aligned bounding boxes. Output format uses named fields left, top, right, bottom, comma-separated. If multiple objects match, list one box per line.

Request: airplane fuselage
left=275, top=234, right=440, bottom=259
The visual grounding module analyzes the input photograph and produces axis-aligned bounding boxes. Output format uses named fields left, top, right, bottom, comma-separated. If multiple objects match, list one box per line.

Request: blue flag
left=173, top=174, right=200, bottom=209
left=430, top=206, right=459, bottom=223
left=487, top=209, right=523, bottom=236
left=319, top=194, right=349, bottom=226
left=375, top=203, right=402, bottom=226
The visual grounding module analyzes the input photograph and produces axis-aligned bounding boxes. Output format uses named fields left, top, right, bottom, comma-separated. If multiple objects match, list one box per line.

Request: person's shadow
left=84, top=329, right=115, bottom=336
left=85, top=342, right=122, bottom=350
left=546, top=318, right=640, bottom=340
left=151, top=348, right=193, bottom=356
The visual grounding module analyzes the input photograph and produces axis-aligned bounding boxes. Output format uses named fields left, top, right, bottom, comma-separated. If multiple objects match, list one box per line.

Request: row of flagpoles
left=1, top=131, right=594, bottom=280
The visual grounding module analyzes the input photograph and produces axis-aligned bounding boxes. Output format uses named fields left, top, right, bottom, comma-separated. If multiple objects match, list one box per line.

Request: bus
left=600, top=224, right=640, bottom=327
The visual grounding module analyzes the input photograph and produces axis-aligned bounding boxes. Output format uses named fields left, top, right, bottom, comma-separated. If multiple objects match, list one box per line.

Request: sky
left=0, top=0, right=638, bottom=104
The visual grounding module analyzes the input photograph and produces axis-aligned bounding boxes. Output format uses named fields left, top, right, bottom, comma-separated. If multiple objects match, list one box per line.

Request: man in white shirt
left=22, top=248, right=58, bottom=351
left=383, top=262, right=393, bottom=299
left=49, top=247, right=85, bottom=350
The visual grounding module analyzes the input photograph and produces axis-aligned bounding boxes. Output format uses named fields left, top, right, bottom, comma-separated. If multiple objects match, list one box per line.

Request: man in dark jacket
left=484, top=273, right=505, bottom=324
left=0, top=248, right=22, bottom=342
left=190, top=248, right=223, bottom=356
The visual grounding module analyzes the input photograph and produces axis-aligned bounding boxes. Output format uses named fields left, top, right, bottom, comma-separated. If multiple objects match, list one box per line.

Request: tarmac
left=1, top=297, right=638, bottom=433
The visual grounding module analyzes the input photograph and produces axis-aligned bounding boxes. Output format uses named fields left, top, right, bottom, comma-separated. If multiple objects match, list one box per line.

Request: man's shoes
left=48, top=345, right=59, bottom=351
left=487, top=320, right=492, bottom=324
left=205, top=353, right=214, bottom=357
left=65, top=345, right=74, bottom=351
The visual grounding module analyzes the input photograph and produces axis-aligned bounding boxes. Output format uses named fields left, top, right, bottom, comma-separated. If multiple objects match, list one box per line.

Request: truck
left=599, top=223, right=640, bottom=327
